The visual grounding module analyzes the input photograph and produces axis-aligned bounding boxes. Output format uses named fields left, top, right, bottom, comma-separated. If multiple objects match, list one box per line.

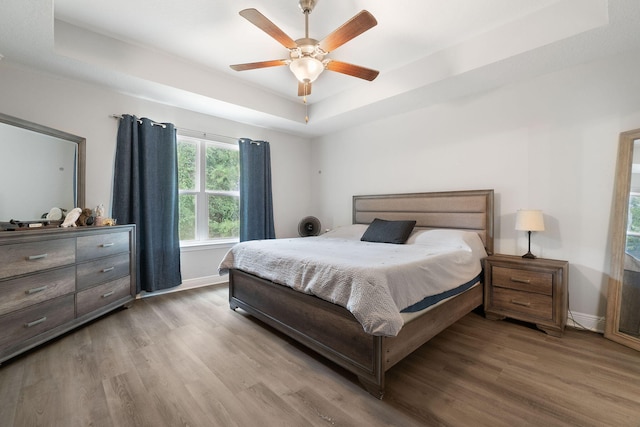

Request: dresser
left=0, top=225, right=135, bottom=364
left=484, top=254, right=568, bottom=337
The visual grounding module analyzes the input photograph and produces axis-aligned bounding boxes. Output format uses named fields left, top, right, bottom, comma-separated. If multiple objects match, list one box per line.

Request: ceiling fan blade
left=325, top=60, right=379, bottom=81
left=297, top=81, right=312, bottom=96
left=239, top=8, right=297, bottom=49
left=319, top=10, right=377, bottom=53
left=230, top=59, right=288, bottom=71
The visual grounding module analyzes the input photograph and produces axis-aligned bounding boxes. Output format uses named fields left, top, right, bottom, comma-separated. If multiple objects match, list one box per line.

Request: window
left=626, top=192, right=640, bottom=258
left=177, top=134, right=239, bottom=244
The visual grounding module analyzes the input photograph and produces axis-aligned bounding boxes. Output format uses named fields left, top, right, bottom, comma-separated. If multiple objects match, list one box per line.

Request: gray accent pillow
left=360, top=218, right=417, bottom=244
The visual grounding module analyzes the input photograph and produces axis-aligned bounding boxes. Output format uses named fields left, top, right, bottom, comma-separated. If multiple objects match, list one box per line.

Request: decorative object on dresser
left=0, top=225, right=136, bottom=365
left=484, top=254, right=568, bottom=337
left=60, top=207, right=82, bottom=227
left=515, top=209, right=545, bottom=259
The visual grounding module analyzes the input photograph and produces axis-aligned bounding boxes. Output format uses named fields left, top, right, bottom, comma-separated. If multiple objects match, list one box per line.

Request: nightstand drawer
left=493, top=287, right=553, bottom=320
left=492, top=266, right=552, bottom=295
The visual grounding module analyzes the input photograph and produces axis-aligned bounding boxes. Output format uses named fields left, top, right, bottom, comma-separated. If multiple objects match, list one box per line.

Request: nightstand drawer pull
left=510, top=277, right=531, bottom=284
left=101, top=267, right=115, bottom=273
left=27, top=253, right=48, bottom=261
left=101, top=242, right=115, bottom=248
left=26, top=285, right=49, bottom=295
left=511, top=299, right=531, bottom=307
left=102, top=290, right=115, bottom=298
left=25, top=317, right=47, bottom=328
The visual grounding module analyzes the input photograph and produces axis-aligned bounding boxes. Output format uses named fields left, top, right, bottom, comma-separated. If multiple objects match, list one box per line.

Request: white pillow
left=318, top=224, right=368, bottom=240
left=406, top=229, right=487, bottom=254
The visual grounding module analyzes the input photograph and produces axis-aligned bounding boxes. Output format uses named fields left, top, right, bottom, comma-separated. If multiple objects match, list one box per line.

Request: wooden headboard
left=353, top=189, right=494, bottom=255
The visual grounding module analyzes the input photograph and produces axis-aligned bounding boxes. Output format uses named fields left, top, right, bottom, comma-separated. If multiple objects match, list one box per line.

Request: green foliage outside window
left=209, top=195, right=239, bottom=238
left=178, top=142, right=197, bottom=190
left=626, top=194, right=640, bottom=258
left=179, top=194, right=196, bottom=241
left=177, top=138, right=239, bottom=242
left=206, top=145, right=239, bottom=192
left=206, top=145, right=239, bottom=238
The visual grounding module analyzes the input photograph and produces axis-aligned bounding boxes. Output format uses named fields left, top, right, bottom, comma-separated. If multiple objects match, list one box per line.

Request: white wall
left=310, top=49, right=640, bottom=330
left=0, top=62, right=313, bottom=287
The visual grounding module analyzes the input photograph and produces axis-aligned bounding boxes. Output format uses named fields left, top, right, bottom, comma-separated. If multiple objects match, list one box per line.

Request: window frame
left=177, top=133, right=239, bottom=246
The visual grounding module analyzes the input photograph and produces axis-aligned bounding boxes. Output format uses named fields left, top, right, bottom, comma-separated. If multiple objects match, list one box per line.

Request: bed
left=222, top=189, right=494, bottom=398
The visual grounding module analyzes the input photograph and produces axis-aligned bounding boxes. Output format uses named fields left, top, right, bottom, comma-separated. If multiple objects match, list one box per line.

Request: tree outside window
left=177, top=135, right=239, bottom=243
left=626, top=192, right=640, bottom=258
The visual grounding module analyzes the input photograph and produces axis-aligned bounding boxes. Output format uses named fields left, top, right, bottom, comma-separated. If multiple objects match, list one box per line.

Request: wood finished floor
left=1, top=285, right=639, bottom=427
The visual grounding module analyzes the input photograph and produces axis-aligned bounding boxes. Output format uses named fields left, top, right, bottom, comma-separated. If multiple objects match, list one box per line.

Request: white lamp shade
left=289, top=57, right=324, bottom=83
left=515, top=209, right=545, bottom=231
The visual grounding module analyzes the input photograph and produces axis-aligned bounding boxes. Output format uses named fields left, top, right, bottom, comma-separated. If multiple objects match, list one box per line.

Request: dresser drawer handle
left=25, top=285, right=48, bottom=295
left=511, top=299, right=531, bottom=307
left=510, top=277, right=531, bottom=284
left=102, top=290, right=115, bottom=298
left=101, top=267, right=115, bottom=273
left=25, top=317, right=47, bottom=328
left=27, top=253, right=48, bottom=261
left=101, top=243, right=114, bottom=248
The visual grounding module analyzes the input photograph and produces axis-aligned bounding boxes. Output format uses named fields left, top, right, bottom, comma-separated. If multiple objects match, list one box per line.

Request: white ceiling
left=1, top=0, right=640, bottom=137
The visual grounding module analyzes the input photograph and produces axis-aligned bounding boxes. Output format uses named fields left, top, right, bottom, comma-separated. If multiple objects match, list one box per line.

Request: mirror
left=605, top=129, right=640, bottom=351
left=0, top=112, right=85, bottom=225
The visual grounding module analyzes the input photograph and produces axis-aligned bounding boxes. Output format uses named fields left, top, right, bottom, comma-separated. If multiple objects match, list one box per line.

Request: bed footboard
left=228, top=268, right=483, bottom=399
left=229, top=269, right=384, bottom=394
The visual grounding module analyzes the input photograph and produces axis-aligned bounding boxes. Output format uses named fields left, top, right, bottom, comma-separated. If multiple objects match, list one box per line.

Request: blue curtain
left=239, top=138, right=275, bottom=241
left=112, top=115, right=182, bottom=293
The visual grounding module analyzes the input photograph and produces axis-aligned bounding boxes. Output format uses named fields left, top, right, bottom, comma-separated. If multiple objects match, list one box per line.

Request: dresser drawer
left=0, top=266, right=75, bottom=316
left=0, top=238, right=75, bottom=280
left=76, top=231, right=130, bottom=262
left=0, top=294, right=75, bottom=351
left=76, top=276, right=131, bottom=317
left=76, top=252, right=130, bottom=291
left=492, top=287, right=553, bottom=320
left=492, top=266, right=552, bottom=295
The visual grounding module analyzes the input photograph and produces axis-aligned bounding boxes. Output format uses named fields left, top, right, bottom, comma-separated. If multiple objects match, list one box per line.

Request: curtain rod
left=110, top=114, right=166, bottom=128
left=110, top=114, right=241, bottom=142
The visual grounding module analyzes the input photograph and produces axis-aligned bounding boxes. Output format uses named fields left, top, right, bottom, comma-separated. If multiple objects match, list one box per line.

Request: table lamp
left=515, top=209, right=545, bottom=259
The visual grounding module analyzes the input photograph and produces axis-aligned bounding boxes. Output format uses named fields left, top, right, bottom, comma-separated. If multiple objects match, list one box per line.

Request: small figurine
left=76, top=208, right=93, bottom=226
left=95, top=204, right=105, bottom=226
left=60, top=208, right=82, bottom=227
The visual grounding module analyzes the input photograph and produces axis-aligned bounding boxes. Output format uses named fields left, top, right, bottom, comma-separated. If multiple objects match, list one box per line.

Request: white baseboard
left=139, top=280, right=607, bottom=335
left=137, top=274, right=228, bottom=298
left=567, top=310, right=605, bottom=333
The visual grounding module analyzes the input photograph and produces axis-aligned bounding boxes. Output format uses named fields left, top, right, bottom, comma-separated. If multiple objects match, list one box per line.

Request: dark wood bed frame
left=229, top=189, right=494, bottom=398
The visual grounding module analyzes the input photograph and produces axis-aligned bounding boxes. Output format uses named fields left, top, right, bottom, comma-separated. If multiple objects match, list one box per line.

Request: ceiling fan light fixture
left=289, top=56, right=324, bottom=83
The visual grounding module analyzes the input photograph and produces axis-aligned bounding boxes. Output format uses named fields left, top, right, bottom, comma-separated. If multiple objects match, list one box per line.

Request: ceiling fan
left=230, top=0, right=379, bottom=99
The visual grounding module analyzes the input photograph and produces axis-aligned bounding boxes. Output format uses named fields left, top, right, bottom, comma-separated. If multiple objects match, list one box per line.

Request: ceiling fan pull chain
left=304, top=82, right=309, bottom=123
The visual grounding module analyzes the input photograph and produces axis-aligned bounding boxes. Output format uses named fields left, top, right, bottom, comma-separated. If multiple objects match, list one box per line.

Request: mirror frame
left=0, top=112, right=86, bottom=221
left=605, top=128, right=640, bottom=351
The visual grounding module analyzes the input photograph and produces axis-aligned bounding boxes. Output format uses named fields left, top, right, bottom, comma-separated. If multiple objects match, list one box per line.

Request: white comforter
left=219, top=226, right=487, bottom=337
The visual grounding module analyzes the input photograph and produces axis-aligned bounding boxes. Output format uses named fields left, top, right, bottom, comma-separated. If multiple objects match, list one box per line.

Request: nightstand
left=483, top=254, right=568, bottom=337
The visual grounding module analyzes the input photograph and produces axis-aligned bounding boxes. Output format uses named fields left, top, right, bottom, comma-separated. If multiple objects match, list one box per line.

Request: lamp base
left=522, top=251, right=537, bottom=259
